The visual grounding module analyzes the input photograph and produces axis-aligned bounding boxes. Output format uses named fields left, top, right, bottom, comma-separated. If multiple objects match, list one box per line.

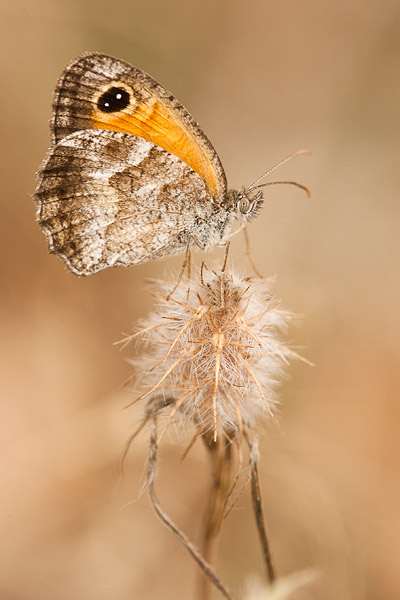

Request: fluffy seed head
left=129, top=267, right=296, bottom=440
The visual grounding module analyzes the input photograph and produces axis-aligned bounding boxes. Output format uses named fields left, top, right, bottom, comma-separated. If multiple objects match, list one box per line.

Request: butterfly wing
left=52, top=52, right=227, bottom=202
left=35, top=129, right=218, bottom=275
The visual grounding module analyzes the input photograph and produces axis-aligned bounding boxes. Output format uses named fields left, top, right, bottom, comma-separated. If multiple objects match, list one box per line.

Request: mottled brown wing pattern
left=35, top=129, right=221, bottom=276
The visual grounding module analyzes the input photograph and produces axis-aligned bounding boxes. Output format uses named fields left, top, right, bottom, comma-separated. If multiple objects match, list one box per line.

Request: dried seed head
left=129, top=267, right=296, bottom=441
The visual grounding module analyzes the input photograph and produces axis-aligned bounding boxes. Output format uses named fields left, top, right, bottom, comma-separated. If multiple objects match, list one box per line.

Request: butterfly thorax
left=193, top=188, right=264, bottom=250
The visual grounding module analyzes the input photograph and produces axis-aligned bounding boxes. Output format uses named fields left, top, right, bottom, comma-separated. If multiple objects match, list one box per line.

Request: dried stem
left=246, top=433, right=276, bottom=584
left=147, top=417, right=235, bottom=600
left=199, top=433, right=234, bottom=600
left=223, top=438, right=256, bottom=520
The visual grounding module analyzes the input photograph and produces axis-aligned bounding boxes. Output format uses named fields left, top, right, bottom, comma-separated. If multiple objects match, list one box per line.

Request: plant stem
left=199, top=434, right=233, bottom=600
left=148, top=417, right=235, bottom=600
left=250, top=459, right=276, bottom=583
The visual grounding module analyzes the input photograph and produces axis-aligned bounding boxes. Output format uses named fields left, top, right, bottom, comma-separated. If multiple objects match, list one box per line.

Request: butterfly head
left=228, top=188, right=264, bottom=223
left=227, top=148, right=311, bottom=226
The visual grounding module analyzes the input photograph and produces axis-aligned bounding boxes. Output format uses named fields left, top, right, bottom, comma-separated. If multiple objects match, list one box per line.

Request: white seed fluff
left=130, top=268, right=295, bottom=440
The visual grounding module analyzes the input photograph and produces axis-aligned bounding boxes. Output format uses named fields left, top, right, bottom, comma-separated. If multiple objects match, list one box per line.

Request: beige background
left=1, top=1, right=400, bottom=598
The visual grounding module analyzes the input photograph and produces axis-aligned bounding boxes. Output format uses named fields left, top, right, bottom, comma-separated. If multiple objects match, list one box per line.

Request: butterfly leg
left=224, top=223, right=264, bottom=279
left=243, top=226, right=264, bottom=279
left=225, top=221, right=245, bottom=240
left=167, top=234, right=205, bottom=301
left=221, top=242, right=230, bottom=272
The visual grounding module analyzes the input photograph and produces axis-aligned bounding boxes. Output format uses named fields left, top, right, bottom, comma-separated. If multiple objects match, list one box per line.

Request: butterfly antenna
left=250, top=180, right=311, bottom=198
left=247, top=149, right=311, bottom=191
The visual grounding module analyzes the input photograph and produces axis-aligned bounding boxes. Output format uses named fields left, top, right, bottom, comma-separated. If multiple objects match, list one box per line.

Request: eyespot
left=97, top=87, right=130, bottom=113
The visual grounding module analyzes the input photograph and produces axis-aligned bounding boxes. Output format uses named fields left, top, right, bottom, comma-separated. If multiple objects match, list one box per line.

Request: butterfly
left=35, top=53, right=307, bottom=276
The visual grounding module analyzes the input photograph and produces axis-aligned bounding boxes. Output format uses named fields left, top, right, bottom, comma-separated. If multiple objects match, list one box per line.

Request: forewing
left=35, top=129, right=211, bottom=275
left=52, top=53, right=227, bottom=201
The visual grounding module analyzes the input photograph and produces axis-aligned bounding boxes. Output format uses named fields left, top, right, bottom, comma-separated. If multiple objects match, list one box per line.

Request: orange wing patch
left=92, top=98, right=218, bottom=197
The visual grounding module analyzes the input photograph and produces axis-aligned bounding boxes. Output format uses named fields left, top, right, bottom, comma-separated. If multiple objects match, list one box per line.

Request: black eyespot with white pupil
left=97, top=87, right=130, bottom=113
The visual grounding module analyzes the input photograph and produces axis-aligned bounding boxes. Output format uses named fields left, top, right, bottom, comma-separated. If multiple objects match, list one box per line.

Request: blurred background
left=1, top=0, right=400, bottom=598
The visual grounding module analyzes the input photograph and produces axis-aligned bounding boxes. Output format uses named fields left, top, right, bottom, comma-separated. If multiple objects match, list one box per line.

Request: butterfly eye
left=97, top=87, right=130, bottom=113
left=237, top=196, right=250, bottom=214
